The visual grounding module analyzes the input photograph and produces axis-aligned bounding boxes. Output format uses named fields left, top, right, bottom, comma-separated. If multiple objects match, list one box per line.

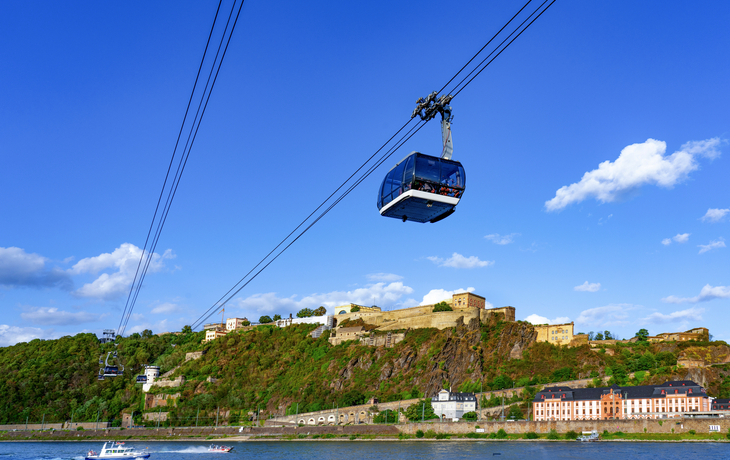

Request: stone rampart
left=399, top=417, right=730, bottom=435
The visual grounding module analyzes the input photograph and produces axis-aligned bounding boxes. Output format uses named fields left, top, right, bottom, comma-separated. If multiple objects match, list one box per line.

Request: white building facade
left=431, top=389, right=477, bottom=420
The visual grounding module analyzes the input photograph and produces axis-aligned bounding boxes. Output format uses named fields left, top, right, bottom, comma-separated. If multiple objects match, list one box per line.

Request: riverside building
left=532, top=380, right=709, bottom=421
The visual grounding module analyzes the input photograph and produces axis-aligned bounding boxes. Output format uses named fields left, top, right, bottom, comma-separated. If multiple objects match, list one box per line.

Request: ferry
left=208, top=444, right=234, bottom=453
left=85, top=441, right=150, bottom=459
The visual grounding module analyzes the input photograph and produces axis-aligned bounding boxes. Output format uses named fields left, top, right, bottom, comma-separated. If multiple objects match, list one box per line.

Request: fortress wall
left=376, top=310, right=481, bottom=331
left=400, top=417, right=730, bottom=435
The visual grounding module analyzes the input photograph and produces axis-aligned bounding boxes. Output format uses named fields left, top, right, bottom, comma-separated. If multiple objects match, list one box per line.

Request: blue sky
left=1, top=0, right=728, bottom=346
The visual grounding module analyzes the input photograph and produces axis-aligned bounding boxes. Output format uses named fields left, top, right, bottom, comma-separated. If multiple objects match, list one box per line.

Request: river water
left=0, top=441, right=726, bottom=460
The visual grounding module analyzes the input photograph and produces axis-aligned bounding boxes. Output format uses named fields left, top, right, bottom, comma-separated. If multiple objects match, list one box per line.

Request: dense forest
left=1, top=316, right=729, bottom=425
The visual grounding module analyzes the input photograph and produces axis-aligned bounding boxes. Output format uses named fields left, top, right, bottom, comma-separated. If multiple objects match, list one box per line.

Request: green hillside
left=1, top=316, right=729, bottom=425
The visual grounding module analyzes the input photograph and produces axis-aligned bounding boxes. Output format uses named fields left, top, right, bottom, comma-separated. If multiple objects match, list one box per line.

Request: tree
left=272, top=314, right=282, bottom=321
left=432, top=301, right=453, bottom=312
left=259, top=315, right=272, bottom=324
left=604, top=330, right=615, bottom=340
left=142, top=329, right=153, bottom=339
left=296, top=308, right=314, bottom=318
left=181, top=325, right=193, bottom=334
left=405, top=399, right=437, bottom=421
left=373, top=409, right=396, bottom=423
left=635, top=329, right=649, bottom=342
left=462, top=411, right=478, bottom=421
left=350, top=305, right=360, bottom=312
left=594, top=332, right=604, bottom=341
left=242, top=320, right=250, bottom=326
left=313, top=306, right=327, bottom=316
left=507, top=404, right=524, bottom=420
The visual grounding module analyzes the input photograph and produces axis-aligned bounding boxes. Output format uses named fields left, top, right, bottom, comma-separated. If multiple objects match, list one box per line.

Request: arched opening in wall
left=298, top=419, right=305, bottom=425
left=359, top=411, right=367, bottom=423
left=332, top=319, right=338, bottom=328
left=339, top=414, right=346, bottom=424
left=318, top=416, right=325, bottom=425
left=308, top=418, right=315, bottom=425
left=348, top=413, right=355, bottom=423
left=328, top=415, right=335, bottom=424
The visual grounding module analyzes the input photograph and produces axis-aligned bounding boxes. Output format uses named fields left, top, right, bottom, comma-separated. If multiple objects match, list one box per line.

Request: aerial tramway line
left=97, top=0, right=555, bottom=340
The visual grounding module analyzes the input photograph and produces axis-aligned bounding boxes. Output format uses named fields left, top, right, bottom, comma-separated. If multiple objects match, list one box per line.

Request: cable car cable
left=121, top=0, right=246, bottom=337
left=189, top=0, right=556, bottom=329
left=115, top=0, right=225, bottom=338
left=116, top=0, right=246, bottom=338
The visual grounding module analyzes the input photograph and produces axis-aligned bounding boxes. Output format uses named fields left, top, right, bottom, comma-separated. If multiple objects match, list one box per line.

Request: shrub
left=658, top=420, right=663, bottom=426
left=425, top=429, right=437, bottom=439
left=524, top=431, right=538, bottom=439
left=462, top=411, right=478, bottom=421
left=432, top=302, right=453, bottom=312
left=350, top=306, right=360, bottom=312
left=565, top=430, right=578, bottom=439
left=496, top=428, right=508, bottom=439
left=689, top=430, right=696, bottom=435
left=546, top=429, right=559, bottom=440
left=349, top=435, right=357, bottom=440
left=416, top=430, right=424, bottom=438
left=323, top=433, right=335, bottom=439
left=76, top=426, right=84, bottom=431
left=435, top=433, right=449, bottom=439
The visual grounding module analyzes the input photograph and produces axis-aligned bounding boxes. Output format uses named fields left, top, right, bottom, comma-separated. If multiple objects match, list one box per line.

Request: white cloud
left=484, top=233, right=520, bottom=245
left=70, top=243, right=174, bottom=300
left=640, top=307, right=704, bottom=325
left=0, top=247, right=72, bottom=289
left=366, top=273, right=403, bottom=282
left=232, top=281, right=415, bottom=317
left=574, top=281, right=601, bottom=292
left=545, top=138, right=723, bottom=212
left=418, top=287, right=477, bottom=306
left=662, top=233, right=690, bottom=246
left=698, top=238, right=726, bottom=254
left=0, top=324, right=59, bottom=347
left=427, top=253, right=494, bottom=269
left=150, top=302, right=181, bottom=314
left=662, top=284, right=730, bottom=304
left=20, top=307, right=102, bottom=326
left=702, top=208, right=729, bottom=223
left=524, top=314, right=570, bottom=325
left=576, top=304, right=634, bottom=328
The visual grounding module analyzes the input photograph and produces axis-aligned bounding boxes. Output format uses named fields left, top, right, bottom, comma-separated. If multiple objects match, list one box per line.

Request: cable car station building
left=533, top=380, right=710, bottom=421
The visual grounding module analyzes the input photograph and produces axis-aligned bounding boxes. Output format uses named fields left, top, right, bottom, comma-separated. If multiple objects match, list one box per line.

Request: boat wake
left=157, top=446, right=212, bottom=454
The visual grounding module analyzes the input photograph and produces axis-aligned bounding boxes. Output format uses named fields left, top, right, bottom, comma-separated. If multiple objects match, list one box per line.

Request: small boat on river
left=576, top=430, right=599, bottom=442
left=85, top=441, right=150, bottom=459
left=208, top=444, right=234, bottom=453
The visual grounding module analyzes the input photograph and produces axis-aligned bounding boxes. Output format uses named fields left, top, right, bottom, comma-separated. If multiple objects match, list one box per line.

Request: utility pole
left=215, top=407, right=219, bottom=428
left=95, top=409, right=99, bottom=430
left=157, top=408, right=161, bottom=429
left=41, top=413, right=45, bottom=431
left=397, top=401, right=400, bottom=424
left=195, top=409, right=199, bottom=427
left=421, top=403, right=425, bottom=423
left=25, top=416, right=28, bottom=431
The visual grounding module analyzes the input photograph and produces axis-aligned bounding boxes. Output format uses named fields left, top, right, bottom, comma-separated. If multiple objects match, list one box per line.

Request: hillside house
left=431, top=389, right=477, bottom=420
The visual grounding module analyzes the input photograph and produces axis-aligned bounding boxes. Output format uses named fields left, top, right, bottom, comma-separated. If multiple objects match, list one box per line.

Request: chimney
left=289, top=313, right=293, bottom=319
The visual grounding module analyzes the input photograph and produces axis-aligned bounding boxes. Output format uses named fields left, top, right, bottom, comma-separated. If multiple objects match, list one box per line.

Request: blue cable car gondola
left=377, top=152, right=465, bottom=223
left=378, top=92, right=465, bottom=223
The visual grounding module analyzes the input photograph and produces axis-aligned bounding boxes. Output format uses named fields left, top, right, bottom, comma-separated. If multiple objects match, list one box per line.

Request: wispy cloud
left=20, top=306, right=102, bottom=326
left=662, top=233, right=690, bottom=246
left=640, top=307, right=704, bottom=325
left=698, top=238, right=726, bottom=254
left=662, top=284, right=730, bottom=304
left=0, top=324, right=59, bottom=347
left=524, top=314, right=570, bottom=325
left=701, top=208, right=729, bottom=223
left=232, top=281, right=415, bottom=317
left=427, top=253, right=494, bottom=269
left=150, top=302, right=181, bottom=314
left=484, top=233, right=520, bottom=245
left=0, top=247, right=72, bottom=290
left=366, top=273, right=403, bottom=282
left=70, top=243, right=174, bottom=300
left=576, top=304, right=634, bottom=328
left=545, top=138, right=723, bottom=212
left=574, top=281, right=601, bottom=292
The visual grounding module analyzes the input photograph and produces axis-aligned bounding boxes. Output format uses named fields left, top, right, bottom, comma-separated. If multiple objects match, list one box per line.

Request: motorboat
left=208, top=444, right=234, bottom=453
left=85, top=441, right=150, bottom=459
left=576, top=430, right=599, bottom=442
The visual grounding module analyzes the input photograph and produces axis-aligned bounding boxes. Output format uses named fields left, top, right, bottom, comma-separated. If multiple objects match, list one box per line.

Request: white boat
left=208, top=444, right=233, bottom=453
left=85, top=441, right=150, bottom=459
left=576, top=430, right=599, bottom=442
